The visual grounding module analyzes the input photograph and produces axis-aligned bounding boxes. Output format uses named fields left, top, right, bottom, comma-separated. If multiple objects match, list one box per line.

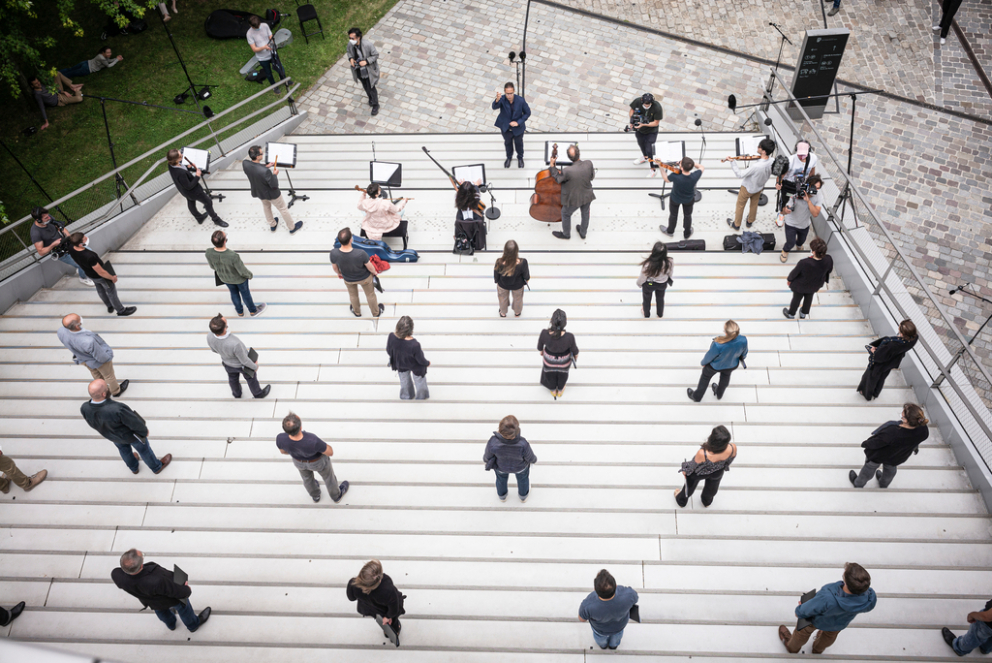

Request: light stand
left=521, top=0, right=531, bottom=98
left=933, top=283, right=992, bottom=388
left=0, top=138, right=73, bottom=223
left=692, top=116, right=705, bottom=203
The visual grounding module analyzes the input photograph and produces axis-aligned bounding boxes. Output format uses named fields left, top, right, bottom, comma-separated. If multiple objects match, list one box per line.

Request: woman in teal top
left=688, top=320, right=748, bottom=402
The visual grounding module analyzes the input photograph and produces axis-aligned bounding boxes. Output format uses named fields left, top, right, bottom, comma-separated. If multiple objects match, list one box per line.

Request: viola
left=647, top=158, right=681, bottom=174
left=354, top=185, right=408, bottom=204
left=721, top=155, right=761, bottom=162
left=529, top=142, right=563, bottom=223
left=421, top=146, right=486, bottom=215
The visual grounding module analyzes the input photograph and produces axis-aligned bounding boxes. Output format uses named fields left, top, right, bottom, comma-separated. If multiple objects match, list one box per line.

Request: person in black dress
left=494, top=240, right=530, bottom=317
left=849, top=403, right=929, bottom=488
left=782, top=238, right=832, bottom=319
left=537, top=309, right=579, bottom=399
left=346, top=559, right=407, bottom=643
left=454, top=180, right=486, bottom=251
left=857, top=319, right=918, bottom=401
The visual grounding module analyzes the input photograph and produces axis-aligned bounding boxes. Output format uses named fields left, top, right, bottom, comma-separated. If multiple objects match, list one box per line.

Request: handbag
left=214, top=272, right=224, bottom=287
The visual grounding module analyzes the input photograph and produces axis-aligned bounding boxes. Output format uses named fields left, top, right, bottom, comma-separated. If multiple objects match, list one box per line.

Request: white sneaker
left=79, top=277, right=95, bottom=287
left=933, top=25, right=940, bottom=31
left=775, top=214, right=784, bottom=227
left=633, top=156, right=647, bottom=165
left=647, top=170, right=659, bottom=178
left=940, top=37, right=946, bottom=44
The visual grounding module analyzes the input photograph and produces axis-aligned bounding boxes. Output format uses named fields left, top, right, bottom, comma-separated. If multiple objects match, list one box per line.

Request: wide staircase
left=0, top=133, right=986, bottom=662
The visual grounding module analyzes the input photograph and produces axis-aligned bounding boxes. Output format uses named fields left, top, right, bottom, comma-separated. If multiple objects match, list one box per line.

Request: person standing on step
left=483, top=415, right=537, bottom=502
left=629, top=92, right=663, bottom=177
left=849, top=403, right=929, bottom=488
left=782, top=238, right=832, bottom=320
left=30, top=206, right=92, bottom=286
left=330, top=227, right=383, bottom=318
left=724, top=137, right=776, bottom=231
left=0, top=445, right=48, bottom=495
left=942, top=600, right=992, bottom=656
left=779, top=174, right=823, bottom=264
left=637, top=241, right=674, bottom=319
left=276, top=412, right=349, bottom=503
left=358, top=183, right=409, bottom=249
left=578, top=569, right=639, bottom=650
left=857, top=319, right=918, bottom=401
left=112, top=549, right=212, bottom=634
left=550, top=144, right=596, bottom=241
left=0, top=601, right=26, bottom=627
left=386, top=316, right=430, bottom=400
left=57, top=313, right=129, bottom=397
left=207, top=314, right=271, bottom=400
left=660, top=157, right=703, bottom=240
left=243, top=145, right=302, bottom=234
left=778, top=562, right=876, bottom=654
left=167, top=149, right=227, bottom=228
left=538, top=309, right=579, bottom=399
left=674, top=425, right=736, bottom=507
left=775, top=140, right=818, bottom=226
left=347, top=28, right=381, bottom=116
left=205, top=231, right=266, bottom=318
left=67, top=233, right=136, bottom=317
left=347, top=560, right=406, bottom=642
left=688, top=320, right=747, bottom=402
left=494, top=240, right=529, bottom=317
left=81, top=379, right=172, bottom=475
left=935, top=0, right=964, bottom=45
left=246, top=15, right=285, bottom=91
left=492, top=81, right=531, bottom=168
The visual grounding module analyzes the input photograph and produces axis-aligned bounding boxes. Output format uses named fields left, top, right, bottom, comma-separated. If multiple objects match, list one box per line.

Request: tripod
left=283, top=170, right=309, bottom=208
left=764, top=23, right=793, bottom=108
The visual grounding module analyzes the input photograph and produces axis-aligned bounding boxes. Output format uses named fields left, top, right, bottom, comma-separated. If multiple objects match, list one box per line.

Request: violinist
left=660, top=157, right=703, bottom=240
left=455, top=180, right=487, bottom=251
left=723, top=137, right=776, bottom=231
left=357, top=183, right=410, bottom=250
left=550, top=145, right=596, bottom=241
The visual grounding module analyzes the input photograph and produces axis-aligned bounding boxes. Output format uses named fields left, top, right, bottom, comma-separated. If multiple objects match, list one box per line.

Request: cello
left=421, top=146, right=486, bottom=216
left=529, top=142, right=562, bottom=223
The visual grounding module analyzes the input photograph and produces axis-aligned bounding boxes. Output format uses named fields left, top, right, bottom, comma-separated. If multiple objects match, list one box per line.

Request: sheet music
left=265, top=142, right=297, bottom=168
left=180, top=147, right=210, bottom=173
left=656, top=141, right=685, bottom=162
left=452, top=164, right=485, bottom=185
left=370, top=161, right=401, bottom=186
left=738, top=135, right=765, bottom=156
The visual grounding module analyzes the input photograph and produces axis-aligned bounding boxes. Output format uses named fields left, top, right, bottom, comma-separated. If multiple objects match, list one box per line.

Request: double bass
left=421, top=146, right=486, bottom=215
left=529, top=142, right=562, bottom=223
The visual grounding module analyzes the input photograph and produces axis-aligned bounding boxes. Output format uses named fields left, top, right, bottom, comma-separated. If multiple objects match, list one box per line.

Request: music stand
left=371, top=161, right=402, bottom=199
left=544, top=141, right=577, bottom=166
left=725, top=136, right=769, bottom=206
left=266, top=142, right=308, bottom=207
left=181, top=147, right=224, bottom=203
left=453, top=164, right=499, bottom=222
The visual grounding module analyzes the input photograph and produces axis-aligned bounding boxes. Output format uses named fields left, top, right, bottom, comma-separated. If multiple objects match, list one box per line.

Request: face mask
left=349, top=39, right=358, bottom=46
left=77, top=317, right=84, bottom=328
left=643, top=105, right=651, bottom=110
left=83, top=238, right=90, bottom=248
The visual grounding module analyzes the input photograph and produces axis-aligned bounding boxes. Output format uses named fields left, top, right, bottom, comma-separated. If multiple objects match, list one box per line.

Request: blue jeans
left=59, top=61, right=91, bottom=78
left=155, top=600, right=200, bottom=632
left=592, top=627, right=624, bottom=649
left=954, top=619, right=992, bottom=656
left=58, top=252, right=87, bottom=279
left=114, top=436, right=163, bottom=473
left=494, top=466, right=530, bottom=498
left=832, top=0, right=841, bottom=8
left=226, top=280, right=257, bottom=315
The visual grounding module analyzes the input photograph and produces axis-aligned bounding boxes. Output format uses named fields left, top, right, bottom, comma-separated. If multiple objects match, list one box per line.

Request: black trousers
left=360, top=75, right=379, bottom=108
left=224, top=363, right=264, bottom=398
left=789, top=291, right=815, bottom=316
left=778, top=179, right=797, bottom=212
left=667, top=201, right=694, bottom=238
left=939, top=0, right=963, bottom=38
left=635, top=131, right=658, bottom=169
left=259, top=58, right=286, bottom=86
left=676, top=469, right=725, bottom=507
left=184, top=188, right=221, bottom=223
left=690, top=363, right=736, bottom=402
left=502, top=130, right=524, bottom=158
left=642, top=282, right=668, bottom=317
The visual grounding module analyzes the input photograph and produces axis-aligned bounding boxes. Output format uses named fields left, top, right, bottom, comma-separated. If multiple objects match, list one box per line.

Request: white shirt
left=246, top=24, right=274, bottom=61
left=783, top=153, right=818, bottom=182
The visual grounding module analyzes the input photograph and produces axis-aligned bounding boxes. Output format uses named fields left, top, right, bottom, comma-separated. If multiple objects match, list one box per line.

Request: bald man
left=80, top=379, right=171, bottom=474
left=57, top=313, right=127, bottom=396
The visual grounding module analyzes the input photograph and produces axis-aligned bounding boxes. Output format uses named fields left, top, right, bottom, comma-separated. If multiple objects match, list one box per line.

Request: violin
left=722, top=155, right=761, bottom=162
left=647, top=158, right=680, bottom=174
left=354, top=185, right=409, bottom=204
left=529, top=142, right=563, bottom=223
left=421, top=146, right=486, bottom=215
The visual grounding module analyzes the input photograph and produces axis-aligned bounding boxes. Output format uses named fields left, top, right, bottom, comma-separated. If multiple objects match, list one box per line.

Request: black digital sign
left=789, top=28, right=850, bottom=120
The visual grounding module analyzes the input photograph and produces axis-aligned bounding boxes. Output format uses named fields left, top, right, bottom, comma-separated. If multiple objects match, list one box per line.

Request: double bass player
left=550, top=145, right=596, bottom=240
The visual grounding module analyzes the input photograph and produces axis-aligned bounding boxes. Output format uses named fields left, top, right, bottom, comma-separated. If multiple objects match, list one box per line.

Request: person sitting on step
left=358, top=183, right=410, bottom=249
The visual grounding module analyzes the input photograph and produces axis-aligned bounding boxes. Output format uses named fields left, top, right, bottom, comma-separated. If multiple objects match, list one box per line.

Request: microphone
left=769, top=22, right=778, bottom=27
left=509, top=51, right=516, bottom=61
left=519, top=51, right=526, bottom=60
left=728, top=94, right=737, bottom=112
left=764, top=117, right=773, bottom=126
left=693, top=114, right=702, bottom=127
left=949, top=284, right=969, bottom=295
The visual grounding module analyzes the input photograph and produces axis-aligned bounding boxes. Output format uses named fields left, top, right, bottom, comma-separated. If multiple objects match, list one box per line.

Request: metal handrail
left=764, top=69, right=992, bottom=447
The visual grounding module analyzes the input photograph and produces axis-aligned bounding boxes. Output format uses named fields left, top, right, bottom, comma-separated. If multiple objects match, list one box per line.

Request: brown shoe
left=24, top=470, right=48, bottom=492
left=778, top=625, right=792, bottom=649
left=153, top=454, right=173, bottom=475
left=1, top=482, right=9, bottom=494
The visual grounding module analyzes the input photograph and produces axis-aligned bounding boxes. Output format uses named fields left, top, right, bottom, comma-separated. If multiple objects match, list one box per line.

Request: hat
left=796, top=142, right=810, bottom=156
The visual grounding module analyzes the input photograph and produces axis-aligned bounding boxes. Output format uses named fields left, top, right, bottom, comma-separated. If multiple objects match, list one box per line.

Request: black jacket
left=111, top=562, right=191, bottom=611
left=861, top=421, right=930, bottom=465
left=346, top=574, right=405, bottom=619
left=494, top=258, right=530, bottom=291
left=242, top=159, right=281, bottom=200
left=787, top=255, right=833, bottom=294
left=386, top=333, right=430, bottom=377
left=169, top=164, right=203, bottom=200
left=80, top=398, right=149, bottom=445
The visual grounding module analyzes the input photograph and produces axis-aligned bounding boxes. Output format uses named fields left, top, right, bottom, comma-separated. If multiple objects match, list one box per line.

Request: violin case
left=664, top=239, right=706, bottom=251
left=333, top=236, right=419, bottom=263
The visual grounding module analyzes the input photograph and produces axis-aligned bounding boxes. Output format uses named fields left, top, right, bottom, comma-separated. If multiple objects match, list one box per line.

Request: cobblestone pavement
left=937, top=0, right=992, bottom=117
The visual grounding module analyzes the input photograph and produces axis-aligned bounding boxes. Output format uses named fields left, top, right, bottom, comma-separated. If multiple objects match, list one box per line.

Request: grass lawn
left=0, top=0, right=398, bottom=238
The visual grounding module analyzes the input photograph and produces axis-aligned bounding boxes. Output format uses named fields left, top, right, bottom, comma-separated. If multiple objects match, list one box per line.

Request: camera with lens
left=624, top=109, right=645, bottom=133
left=794, top=177, right=812, bottom=200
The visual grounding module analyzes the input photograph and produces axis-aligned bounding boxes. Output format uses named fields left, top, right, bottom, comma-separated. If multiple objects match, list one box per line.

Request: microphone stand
left=765, top=23, right=793, bottom=104
left=481, top=183, right=501, bottom=225
left=934, top=283, right=992, bottom=387
left=693, top=117, right=705, bottom=202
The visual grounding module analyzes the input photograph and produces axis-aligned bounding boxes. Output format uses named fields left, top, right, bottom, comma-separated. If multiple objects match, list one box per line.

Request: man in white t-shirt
left=775, top=140, right=818, bottom=226
left=246, top=15, right=285, bottom=91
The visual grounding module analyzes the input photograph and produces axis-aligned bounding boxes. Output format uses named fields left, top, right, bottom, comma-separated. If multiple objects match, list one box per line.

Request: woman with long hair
left=537, top=309, right=579, bottom=399
left=636, top=242, right=674, bottom=318
left=494, top=240, right=530, bottom=317
left=346, top=560, right=407, bottom=642
left=358, top=182, right=410, bottom=249
left=385, top=316, right=430, bottom=400
left=857, top=319, right=918, bottom=401
left=674, top=425, right=737, bottom=507
left=849, top=403, right=930, bottom=488
left=687, top=320, right=748, bottom=402
left=783, top=238, right=832, bottom=319
left=454, top=180, right=486, bottom=251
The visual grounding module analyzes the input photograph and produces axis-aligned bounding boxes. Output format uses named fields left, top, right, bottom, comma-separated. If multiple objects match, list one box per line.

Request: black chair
left=297, top=4, right=324, bottom=43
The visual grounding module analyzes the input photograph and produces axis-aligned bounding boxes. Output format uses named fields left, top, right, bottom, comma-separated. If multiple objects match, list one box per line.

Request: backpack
left=245, top=69, right=267, bottom=83
left=453, top=231, right=474, bottom=255
left=265, top=9, right=282, bottom=27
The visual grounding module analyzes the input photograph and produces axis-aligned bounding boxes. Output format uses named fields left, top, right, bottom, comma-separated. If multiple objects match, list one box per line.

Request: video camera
left=794, top=177, right=812, bottom=200
left=624, top=109, right=645, bottom=133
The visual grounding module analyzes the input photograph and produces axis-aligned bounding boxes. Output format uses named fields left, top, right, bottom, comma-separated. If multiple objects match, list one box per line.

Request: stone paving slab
left=937, top=0, right=992, bottom=117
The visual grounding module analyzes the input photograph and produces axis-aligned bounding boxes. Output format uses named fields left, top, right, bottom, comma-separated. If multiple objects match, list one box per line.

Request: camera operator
left=628, top=93, right=663, bottom=178
left=30, top=207, right=93, bottom=287
left=775, top=140, right=818, bottom=226
left=779, top=174, right=823, bottom=264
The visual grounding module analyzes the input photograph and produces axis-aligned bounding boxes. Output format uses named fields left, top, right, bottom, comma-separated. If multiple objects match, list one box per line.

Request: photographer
left=30, top=207, right=93, bottom=287
left=628, top=93, right=663, bottom=177
left=775, top=140, right=818, bottom=226
left=779, top=174, right=823, bottom=264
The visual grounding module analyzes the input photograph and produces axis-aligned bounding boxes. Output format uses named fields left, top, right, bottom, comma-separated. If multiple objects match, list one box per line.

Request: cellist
left=722, top=137, right=777, bottom=232
left=550, top=145, right=596, bottom=241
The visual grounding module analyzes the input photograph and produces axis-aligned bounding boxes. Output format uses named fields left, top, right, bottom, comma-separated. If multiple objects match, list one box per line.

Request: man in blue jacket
left=778, top=562, right=877, bottom=654
left=491, top=82, right=531, bottom=169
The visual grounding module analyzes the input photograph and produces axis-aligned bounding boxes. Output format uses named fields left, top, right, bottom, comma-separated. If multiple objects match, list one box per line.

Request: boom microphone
left=949, top=284, right=969, bottom=295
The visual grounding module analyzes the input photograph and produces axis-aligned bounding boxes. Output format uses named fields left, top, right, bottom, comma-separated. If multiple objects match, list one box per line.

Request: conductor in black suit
left=167, top=149, right=227, bottom=227
left=111, top=548, right=211, bottom=633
